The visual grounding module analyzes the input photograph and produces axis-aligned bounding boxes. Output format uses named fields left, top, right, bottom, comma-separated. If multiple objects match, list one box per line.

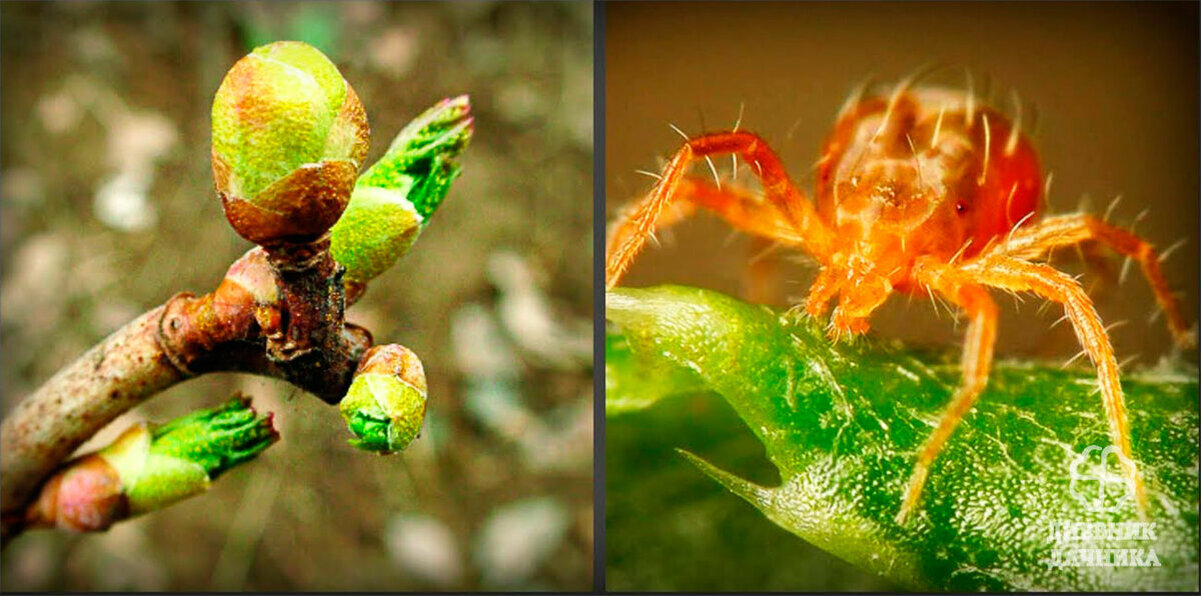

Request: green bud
left=328, top=185, right=422, bottom=284
left=25, top=395, right=277, bottom=531
left=100, top=394, right=278, bottom=515
left=330, top=96, right=472, bottom=283
left=339, top=344, right=428, bottom=453
left=212, top=41, right=370, bottom=246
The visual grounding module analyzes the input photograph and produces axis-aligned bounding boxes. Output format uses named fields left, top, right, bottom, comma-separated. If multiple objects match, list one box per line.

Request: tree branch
left=1, top=245, right=371, bottom=544
left=1, top=307, right=182, bottom=542
left=1, top=56, right=472, bottom=544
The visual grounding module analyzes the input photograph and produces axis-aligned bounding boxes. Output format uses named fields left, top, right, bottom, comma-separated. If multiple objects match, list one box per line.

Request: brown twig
left=0, top=243, right=372, bottom=545
left=1, top=307, right=181, bottom=543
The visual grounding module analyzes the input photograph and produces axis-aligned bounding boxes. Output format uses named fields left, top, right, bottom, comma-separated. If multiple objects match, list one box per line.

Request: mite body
left=606, top=76, right=1194, bottom=523
left=816, top=87, right=1042, bottom=269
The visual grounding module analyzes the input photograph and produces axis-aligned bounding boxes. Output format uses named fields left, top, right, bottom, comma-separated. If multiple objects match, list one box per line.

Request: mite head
left=818, top=89, right=963, bottom=249
left=830, top=156, right=944, bottom=238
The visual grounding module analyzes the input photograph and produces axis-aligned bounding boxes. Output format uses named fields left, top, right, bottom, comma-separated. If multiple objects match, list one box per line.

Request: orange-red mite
left=606, top=77, right=1195, bottom=524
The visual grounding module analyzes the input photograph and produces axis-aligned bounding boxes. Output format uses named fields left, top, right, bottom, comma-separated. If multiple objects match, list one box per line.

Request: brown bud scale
left=217, top=159, right=357, bottom=246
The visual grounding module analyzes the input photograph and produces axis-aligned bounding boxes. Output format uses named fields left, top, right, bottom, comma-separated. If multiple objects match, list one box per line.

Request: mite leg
left=606, top=176, right=803, bottom=288
left=997, top=214, right=1194, bottom=347
left=965, top=255, right=1149, bottom=518
left=674, top=176, right=811, bottom=242
left=896, top=271, right=998, bottom=523
left=803, top=265, right=843, bottom=319
left=606, top=131, right=834, bottom=289
left=605, top=186, right=698, bottom=262
left=1079, top=240, right=1117, bottom=280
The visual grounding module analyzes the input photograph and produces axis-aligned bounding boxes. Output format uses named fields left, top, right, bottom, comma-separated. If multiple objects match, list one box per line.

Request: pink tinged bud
left=25, top=455, right=128, bottom=533
left=221, top=248, right=279, bottom=305
left=358, top=343, right=428, bottom=393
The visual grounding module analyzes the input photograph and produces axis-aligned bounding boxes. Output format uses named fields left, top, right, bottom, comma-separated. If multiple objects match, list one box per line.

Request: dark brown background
left=606, top=1, right=1198, bottom=591
left=2, top=1, right=592, bottom=591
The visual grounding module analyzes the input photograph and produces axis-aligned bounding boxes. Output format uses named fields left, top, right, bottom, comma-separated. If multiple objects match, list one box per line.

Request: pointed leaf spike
left=677, top=448, right=772, bottom=508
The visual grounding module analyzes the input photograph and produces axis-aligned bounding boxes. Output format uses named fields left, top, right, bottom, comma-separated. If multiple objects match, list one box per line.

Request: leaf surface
left=607, top=285, right=1199, bottom=592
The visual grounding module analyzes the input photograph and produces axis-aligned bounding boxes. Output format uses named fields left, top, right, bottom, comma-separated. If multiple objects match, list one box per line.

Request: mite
left=605, top=73, right=1194, bottom=523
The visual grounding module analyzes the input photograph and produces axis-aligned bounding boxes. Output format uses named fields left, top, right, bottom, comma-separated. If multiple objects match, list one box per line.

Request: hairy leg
left=605, top=176, right=802, bottom=288
left=605, top=185, right=698, bottom=263
left=605, top=131, right=833, bottom=288
left=677, top=176, right=812, bottom=242
left=997, top=214, right=1193, bottom=347
left=803, top=265, right=842, bottom=318
left=963, top=255, right=1149, bottom=517
left=897, top=264, right=998, bottom=523
left=672, top=178, right=802, bottom=305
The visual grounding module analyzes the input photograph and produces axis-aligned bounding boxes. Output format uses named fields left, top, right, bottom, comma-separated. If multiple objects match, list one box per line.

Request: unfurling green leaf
left=103, top=394, right=278, bottom=514
left=330, top=96, right=473, bottom=283
left=607, top=285, right=1198, bottom=592
left=25, top=395, right=277, bottom=532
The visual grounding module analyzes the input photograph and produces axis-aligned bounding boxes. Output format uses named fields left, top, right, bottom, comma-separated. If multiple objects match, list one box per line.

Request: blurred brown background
left=2, top=1, right=593, bottom=591
left=606, top=1, right=1198, bottom=591
left=607, top=1, right=1198, bottom=362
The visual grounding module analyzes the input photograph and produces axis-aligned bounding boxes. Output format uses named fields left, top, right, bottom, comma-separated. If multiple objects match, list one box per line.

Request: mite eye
left=955, top=201, right=968, bottom=215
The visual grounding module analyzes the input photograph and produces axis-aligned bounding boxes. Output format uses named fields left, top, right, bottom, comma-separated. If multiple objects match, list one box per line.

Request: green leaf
left=149, top=394, right=279, bottom=478
left=605, top=331, right=705, bottom=414
left=606, top=389, right=896, bottom=591
left=606, top=285, right=1199, bottom=592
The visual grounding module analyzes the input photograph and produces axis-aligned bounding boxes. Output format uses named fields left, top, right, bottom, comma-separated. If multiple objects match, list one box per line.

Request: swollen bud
left=339, top=344, right=428, bottom=453
left=212, top=41, right=370, bottom=246
left=330, top=96, right=473, bottom=284
left=24, top=395, right=278, bottom=532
